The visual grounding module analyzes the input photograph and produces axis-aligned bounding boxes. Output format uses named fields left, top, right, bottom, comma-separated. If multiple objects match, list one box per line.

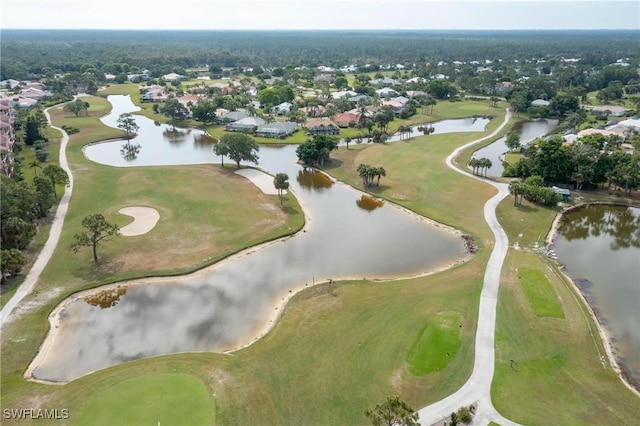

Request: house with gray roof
left=225, top=117, right=265, bottom=133
left=216, top=111, right=249, bottom=124
left=255, top=121, right=298, bottom=138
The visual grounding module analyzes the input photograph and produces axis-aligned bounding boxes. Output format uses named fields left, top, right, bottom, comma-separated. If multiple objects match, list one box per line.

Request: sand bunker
left=235, top=168, right=285, bottom=195
left=118, top=207, right=160, bottom=236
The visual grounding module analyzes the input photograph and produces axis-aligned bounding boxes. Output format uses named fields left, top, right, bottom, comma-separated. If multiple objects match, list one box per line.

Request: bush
left=35, top=150, right=49, bottom=162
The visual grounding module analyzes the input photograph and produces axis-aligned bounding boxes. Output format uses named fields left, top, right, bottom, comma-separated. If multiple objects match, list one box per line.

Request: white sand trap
left=118, top=207, right=160, bottom=236
left=235, top=168, right=286, bottom=195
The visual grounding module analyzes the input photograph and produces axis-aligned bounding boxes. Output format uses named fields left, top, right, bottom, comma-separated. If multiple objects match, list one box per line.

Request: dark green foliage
left=364, top=395, right=418, bottom=426
left=215, top=133, right=259, bottom=169
left=295, top=135, right=337, bottom=167
left=70, top=214, right=120, bottom=263
left=24, top=115, right=43, bottom=146
left=1, top=249, right=27, bottom=282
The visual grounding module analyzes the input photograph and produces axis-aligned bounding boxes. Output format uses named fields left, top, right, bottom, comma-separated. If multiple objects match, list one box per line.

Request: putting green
left=71, top=373, right=213, bottom=426
left=407, top=311, right=462, bottom=376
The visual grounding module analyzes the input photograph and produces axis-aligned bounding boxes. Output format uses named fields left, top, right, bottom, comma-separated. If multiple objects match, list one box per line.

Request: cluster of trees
left=508, top=176, right=561, bottom=208
left=62, top=99, right=90, bottom=117
left=295, top=135, right=338, bottom=167
left=468, top=157, right=493, bottom=176
left=356, top=164, right=386, bottom=187
left=1, top=165, right=69, bottom=282
left=504, top=135, right=640, bottom=194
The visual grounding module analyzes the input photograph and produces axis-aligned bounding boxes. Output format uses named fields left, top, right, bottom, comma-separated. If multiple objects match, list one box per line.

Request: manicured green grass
left=3, top=96, right=639, bottom=426
left=517, top=268, right=564, bottom=318
left=492, top=234, right=640, bottom=424
left=406, top=311, right=462, bottom=376
left=71, top=373, right=213, bottom=426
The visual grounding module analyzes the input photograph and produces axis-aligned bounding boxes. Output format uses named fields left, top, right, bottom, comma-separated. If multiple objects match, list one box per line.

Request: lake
left=31, top=96, right=472, bottom=382
left=553, top=204, right=640, bottom=389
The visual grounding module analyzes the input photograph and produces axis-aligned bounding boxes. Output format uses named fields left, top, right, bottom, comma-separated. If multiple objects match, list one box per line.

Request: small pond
left=33, top=96, right=471, bottom=382
left=472, top=119, right=558, bottom=176
left=553, top=204, right=640, bottom=389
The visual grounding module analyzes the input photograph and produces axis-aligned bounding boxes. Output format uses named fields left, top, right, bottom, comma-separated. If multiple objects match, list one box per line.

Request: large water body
left=553, top=204, right=640, bottom=389
left=472, top=119, right=559, bottom=176
left=33, top=96, right=488, bottom=382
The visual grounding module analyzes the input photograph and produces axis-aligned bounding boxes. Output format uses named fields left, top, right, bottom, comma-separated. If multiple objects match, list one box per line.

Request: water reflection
left=163, top=128, right=190, bottom=145
left=554, top=205, right=640, bottom=389
left=83, top=287, right=128, bottom=309
left=120, top=142, right=141, bottom=161
left=559, top=204, right=640, bottom=250
left=296, top=169, right=333, bottom=191
left=356, top=194, right=385, bottom=211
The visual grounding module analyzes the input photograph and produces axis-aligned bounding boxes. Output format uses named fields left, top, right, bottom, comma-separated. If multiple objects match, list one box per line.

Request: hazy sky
left=2, top=0, right=639, bottom=30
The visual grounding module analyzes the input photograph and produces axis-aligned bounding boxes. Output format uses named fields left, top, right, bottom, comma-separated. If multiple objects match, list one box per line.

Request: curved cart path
left=0, top=106, right=73, bottom=328
left=418, top=109, right=522, bottom=426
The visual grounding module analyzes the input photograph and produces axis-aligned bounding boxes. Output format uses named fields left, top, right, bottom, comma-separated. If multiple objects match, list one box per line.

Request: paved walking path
left=418, top=109, right=522, bottom=426
left=0, top=106, right=73, bottom=328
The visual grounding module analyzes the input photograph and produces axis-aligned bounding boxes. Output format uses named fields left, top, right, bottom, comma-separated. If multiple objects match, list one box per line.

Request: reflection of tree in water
left=559, top=205, right=640, bottom=250
left=120, top=142, right=141, bottom=160
left=296, top=169, right=333, bottom=191
left=83, top=287, right=128, bottom=309
left=356, top=194, right=384, bottom=211
left=194, top=133, right=218, bottom=148
left=163, top=128, right=190, bottom=145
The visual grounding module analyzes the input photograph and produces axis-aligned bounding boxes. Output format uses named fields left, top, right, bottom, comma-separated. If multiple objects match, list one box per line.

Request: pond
left=32, top=96, right=470, bottom=382
left=472, top=119, right=558, bottom=176
left=553, top=204, right=640, bottom=389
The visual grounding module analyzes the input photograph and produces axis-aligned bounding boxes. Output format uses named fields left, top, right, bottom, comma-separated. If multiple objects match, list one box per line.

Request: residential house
left=141, top=86, right=169, bottom=102
left=591, top=105, right=626, bottom=117
left=217, top=110, right=249, bottom=124
left=531, top=99, right=550, bottom=107
left=376, top=87, right=398, bottom=98
left=331, top=112, right=360, bottom=128
left=605, top=119, right=640, bottom=139
left=331, top=90, right=358, bottom=100
left=19, top=87, right=48, bottom=100
left=304, top=118, right=340, bottom=135
left=225, top=117, right=265, bottom=133
left=0, top=99, right=16, bottom=177
left=369, top=77, right=401, bottom=87
left=495, top=81, right=514, bottom=94
left=163, top=72, right=188, bottom=82
left=0, top=79, right=21, bottom=89
left=274, top=102, right=292, bottom=115
left=255, top=121, right=298, bottom=138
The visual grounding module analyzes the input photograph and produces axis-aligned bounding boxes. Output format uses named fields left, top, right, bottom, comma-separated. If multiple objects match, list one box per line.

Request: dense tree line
left=2, top=30, right=638, bottom=81
left=504, top=135, right=640, bottom=194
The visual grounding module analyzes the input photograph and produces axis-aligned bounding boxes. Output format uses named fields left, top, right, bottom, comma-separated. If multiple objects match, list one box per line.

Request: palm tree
left=357, top=163, right=372, bottom=186
left=374, top=166, right=386, bottom=186
left=273, top=173, right=290, bottom=205
left=29, top=160, right=42, bottom=176
left=509, top=181, right=526, bottom=206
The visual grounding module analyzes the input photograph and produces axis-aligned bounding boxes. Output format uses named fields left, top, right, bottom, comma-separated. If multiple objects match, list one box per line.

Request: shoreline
left=545, top=202, right=640, bottom=397
left=24, top=167, right=468, bottom=385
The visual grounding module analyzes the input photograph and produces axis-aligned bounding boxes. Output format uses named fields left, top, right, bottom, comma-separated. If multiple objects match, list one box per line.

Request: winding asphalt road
left=0, top=106, right=73, bottom=328
left=417, top=109, right=522, bottom=426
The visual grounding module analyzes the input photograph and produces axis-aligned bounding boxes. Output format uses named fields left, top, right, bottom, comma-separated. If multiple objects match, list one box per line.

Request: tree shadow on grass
left=72, top=254, right=125, bottom=283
